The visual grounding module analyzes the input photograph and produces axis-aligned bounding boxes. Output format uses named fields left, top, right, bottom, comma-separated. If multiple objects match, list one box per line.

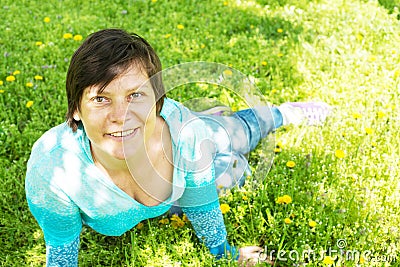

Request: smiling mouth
left=108, top=128, right=137, bottom=138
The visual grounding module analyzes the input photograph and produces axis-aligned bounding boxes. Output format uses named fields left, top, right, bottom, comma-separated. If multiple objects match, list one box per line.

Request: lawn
left=0, top=0, right=399, bottom=266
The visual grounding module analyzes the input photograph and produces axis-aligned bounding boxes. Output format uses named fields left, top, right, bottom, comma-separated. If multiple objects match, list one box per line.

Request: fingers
left=238, top=246, right=276, bottom=267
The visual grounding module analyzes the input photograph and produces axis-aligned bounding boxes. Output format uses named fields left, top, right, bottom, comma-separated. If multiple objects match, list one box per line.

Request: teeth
left=109, top=129, right=134, bottom=137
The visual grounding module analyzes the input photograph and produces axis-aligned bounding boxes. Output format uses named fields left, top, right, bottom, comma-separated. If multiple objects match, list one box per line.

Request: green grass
left=1, top=0, right=399, bottom=266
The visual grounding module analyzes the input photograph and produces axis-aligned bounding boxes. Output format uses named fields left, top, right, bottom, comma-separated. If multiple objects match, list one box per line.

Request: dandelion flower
left=13, top=70, right=21, bottom=75
left=394, top=69, right=400, bottom=78
left=352, top=112, right=362, bottom=119
left=322, top=255, right=334, bottom=265
left=223, top=1, right=228, bottom=6
left=200, top=44, right=206, bottom=49
left=377, top=111, right=385, bottom=118
left=35, top=41, right=43, bottom=46
left=44, top=17, right=51, bottom=23
left=177, top=24, right=184, bottom=30
left=6, top=75, right=15, bottom=82
left=158, top=218, right=169, bottom=224
left=0, top=89, right=4, bottom=93
left=220, top=203, right=230, bottom=214
left=136, top=222, right=144, bottom=230
left=151, top=0, right=157, bottom=2
left=34, top=75, right=43, bottom=81
left=223, top=69, right=233, bottom=76
left=356, top=33, right=363, bottom=41
left=170, top=214, right=185, bottom=228
left=276, top=195, right=292, bottom=204
left=274, top=147, right=281, bottom=153
left=368, top=55, right=377, bottom=62
left=73, top=35, right=83, bottom=41
left=335, top=149, right=345, bottom=159
left=63, top=33, right=73, bottom=39
left=286, top=161, right=296, bottom=168
left=277, top=28, right=283, bottom=33
left=0, top=80, right=3, bottom=86
left=26, top=101, right=34, bottom=108
left=277, top=53, right=284, bottom=57
left=359, top=256, right=365, bottom=264
left=26, top=82, right=33, bottom=87
left=261, top=61, right=267, bottom=66
left=365, top=128, right=374, bottom=135
left=309, top=220, right=317, bottom=228
left=284, top=218, right=292, bottom=224
left=242, top=195, right=248, bottom=201
left=164, top=33, right=172, bottom=38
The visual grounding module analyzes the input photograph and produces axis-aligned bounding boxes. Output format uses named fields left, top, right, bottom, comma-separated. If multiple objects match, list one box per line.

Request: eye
left=129, top=92, right=143, bottom=101
left=92, top=96, right=107, bottom=103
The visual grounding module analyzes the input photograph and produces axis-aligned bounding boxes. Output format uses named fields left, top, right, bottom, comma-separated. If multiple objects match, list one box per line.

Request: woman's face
left=75, top=65, right=157, bottom=162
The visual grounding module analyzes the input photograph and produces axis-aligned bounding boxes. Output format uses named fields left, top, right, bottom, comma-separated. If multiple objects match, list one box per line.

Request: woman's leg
left=194, top=106, right=282, bottom=191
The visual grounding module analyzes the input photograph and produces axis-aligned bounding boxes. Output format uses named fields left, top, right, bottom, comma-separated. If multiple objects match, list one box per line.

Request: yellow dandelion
left=223, top=1, right=228, bottom=6
left=26, top=82, right=34, bottom=87
left=6, top=75, right=15, bottom=82
left=270, top=89, right=278, bottom=94
left=394, top=69, right=400, bottom=78
left=276, top=195, right=292, bottom=204
left=43, top=17, right=51, bottom=23
left=371, top=141, right=377, bottom=147
left=177, top=24, right=184, bottom=30
left=322, top=256, right=334, bottom=265
left=309, top=220, right=317, bottom=228
left=359, top=256, right=365, bottom=264
left=13, top=70, right=21, bottom=75
left=0, top=80, right=3, bottom=86
left=170, top=214, right=185, bottom=228
left=73, top=35, right=83, bottom=41
left=365, top=127, right=374, bottom=135
left=377, top=111, right=385, bottom=118
left=368, top=55, right=377, bottom=62
left=26, top=100, right=34, bottom=108
left=352, top=112, right=362, bottom=119
left=277, top=52, right=284, bottom=57
left=356, top=33, right=363, bottom=41
left=35, top=41, right=43, bottom=46
left=223, top=69, right=233, bottom=76
left=34, top=75, right=43, bottom=81
left=335, top=149, right=345, bottom=159
left=286, top=161, right=296, bottom=168
left=200, top=43, right=206, bottom=49
left=277, top=28, right=283, bottom=33
left=164, top=33, right=172, bottom=38
left=151, top=0, right=157, bottom=2
left=182, top=214, right=189, bottom=222
left=242, top=195, right=248, bottom=201
left=284, top=218, right=292, bottom=224
left=158, top=218, right=169, bottom=224
left=261, top=61, right=267, bottom=66
left=220, top=203, right=230, bottom=214
left=0, top=90, right=4, bottom=93
left=136, top=222, right=144, bottom=230
left=63, top=33, right=73, bottom=39
left=274, top=147, right=282, bottom=153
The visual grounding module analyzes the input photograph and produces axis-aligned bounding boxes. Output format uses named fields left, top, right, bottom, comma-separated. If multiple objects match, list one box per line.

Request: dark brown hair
left=66, top=29, right=165, bottom=132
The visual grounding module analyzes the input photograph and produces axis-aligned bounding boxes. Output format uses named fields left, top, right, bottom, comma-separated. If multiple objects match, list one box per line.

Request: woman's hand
left=238, top=246, right=275, bottom=267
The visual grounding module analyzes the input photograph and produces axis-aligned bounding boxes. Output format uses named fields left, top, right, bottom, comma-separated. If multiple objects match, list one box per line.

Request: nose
left=109, top=100, right=129, bottom=124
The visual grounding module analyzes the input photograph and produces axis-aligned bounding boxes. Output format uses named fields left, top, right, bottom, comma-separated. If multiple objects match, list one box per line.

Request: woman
left=25, top=29, right=330, bottom=266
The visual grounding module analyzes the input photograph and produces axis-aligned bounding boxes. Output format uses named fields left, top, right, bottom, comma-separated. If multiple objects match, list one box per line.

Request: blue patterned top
left=25, top=98, right=237, bottom=266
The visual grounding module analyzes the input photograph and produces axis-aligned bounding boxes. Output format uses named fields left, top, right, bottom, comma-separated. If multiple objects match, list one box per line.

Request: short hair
left=66, top=29, right=165, bottom=132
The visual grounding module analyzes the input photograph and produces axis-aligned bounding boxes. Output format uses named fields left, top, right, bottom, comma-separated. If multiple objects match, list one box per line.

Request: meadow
left=0, top=0, right=399, bottom=266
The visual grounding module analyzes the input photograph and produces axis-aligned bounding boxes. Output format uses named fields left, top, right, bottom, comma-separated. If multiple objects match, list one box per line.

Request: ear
left=73, top=111, right=80, bottom=121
